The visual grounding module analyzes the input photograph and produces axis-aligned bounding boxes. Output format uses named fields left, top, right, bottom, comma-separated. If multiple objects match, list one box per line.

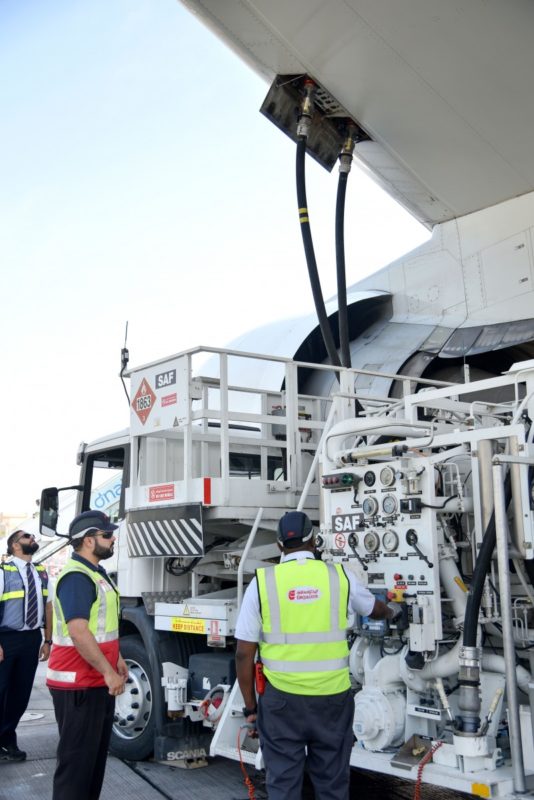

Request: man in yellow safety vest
left=0, top=529, right=52, bottom=761
left=235, top=511, right=399, bottom=799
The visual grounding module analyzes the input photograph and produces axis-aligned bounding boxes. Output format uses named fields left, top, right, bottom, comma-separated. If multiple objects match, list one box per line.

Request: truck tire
left=109, top=635, right=155, bottom=761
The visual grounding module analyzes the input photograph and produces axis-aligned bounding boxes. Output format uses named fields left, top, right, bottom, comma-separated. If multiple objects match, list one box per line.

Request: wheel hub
left=113, top=657, right=153, bottom=740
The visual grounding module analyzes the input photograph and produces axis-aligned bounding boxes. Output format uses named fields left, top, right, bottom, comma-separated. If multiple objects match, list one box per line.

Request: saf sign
left=332, top=513, right=362, bottom=533
left=155, top=369, right=176, bottom=389
left=132, top=378, right=156, bottom=425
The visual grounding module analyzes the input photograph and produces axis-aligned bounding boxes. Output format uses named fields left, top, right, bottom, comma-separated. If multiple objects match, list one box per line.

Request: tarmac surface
left=0, top=663, right=468, bottom=800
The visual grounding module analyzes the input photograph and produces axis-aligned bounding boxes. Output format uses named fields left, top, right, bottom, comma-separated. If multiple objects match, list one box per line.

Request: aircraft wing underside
left=180, top=0, right=534, bottom=228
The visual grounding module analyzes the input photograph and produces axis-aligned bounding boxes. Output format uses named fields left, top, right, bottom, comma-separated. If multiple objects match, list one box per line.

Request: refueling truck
left=38, top=3, right=534, bottom=791
left=41, top=342, right=534, bottom=798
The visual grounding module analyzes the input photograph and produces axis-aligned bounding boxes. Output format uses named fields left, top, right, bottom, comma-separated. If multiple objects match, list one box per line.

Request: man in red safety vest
left=47, top=510, right=128, bottom=800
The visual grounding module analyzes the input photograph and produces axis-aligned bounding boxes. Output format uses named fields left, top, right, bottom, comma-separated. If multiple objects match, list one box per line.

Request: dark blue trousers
left=0, top=628, right=42, bottom=747
left=50, top=687, right=115, bottom=800
left=257, top=682, right=355, bottom=800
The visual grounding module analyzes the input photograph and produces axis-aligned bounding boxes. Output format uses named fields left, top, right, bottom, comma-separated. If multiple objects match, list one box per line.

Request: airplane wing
left=180, top=0, right=534, bottom=228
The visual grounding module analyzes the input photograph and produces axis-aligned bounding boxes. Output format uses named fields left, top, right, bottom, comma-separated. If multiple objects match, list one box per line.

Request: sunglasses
left=92, top=532, right=115, bottom=540
left=16, top=534, right=33, bottom=542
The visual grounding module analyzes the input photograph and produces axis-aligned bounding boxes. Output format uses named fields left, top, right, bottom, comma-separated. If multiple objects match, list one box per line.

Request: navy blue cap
left=277, top=511, right=313, bottom=548
left=68, top=510, right=118, bottom=540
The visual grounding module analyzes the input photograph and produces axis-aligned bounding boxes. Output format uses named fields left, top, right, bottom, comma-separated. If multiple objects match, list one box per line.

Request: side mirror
left=40, top=487, right=59, bottom=537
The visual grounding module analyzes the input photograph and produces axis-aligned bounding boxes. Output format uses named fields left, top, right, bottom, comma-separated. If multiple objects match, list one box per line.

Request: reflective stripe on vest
left=47, top=559, right=120, bottom=689
left=46, top=668, right=76, bottom=683
left=0, top=562, right=49, bottom=630
left=257, top=560, right=350, bottom=696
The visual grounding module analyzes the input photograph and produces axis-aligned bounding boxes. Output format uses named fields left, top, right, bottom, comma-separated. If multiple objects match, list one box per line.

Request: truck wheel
left=110, top=635, right=155, bottom=760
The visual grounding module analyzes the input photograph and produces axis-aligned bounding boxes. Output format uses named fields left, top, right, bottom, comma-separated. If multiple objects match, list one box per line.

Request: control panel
left=322, top=457, right=442, bottom=650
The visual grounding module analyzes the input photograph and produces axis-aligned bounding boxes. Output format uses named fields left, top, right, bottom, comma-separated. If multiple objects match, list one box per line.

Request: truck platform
left=0, top=664, right=467, bottom=800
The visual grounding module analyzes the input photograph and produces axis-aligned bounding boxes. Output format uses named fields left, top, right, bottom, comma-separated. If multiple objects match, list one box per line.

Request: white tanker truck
left=40, top=340, right=534, bottom=798
left=39, top=1, right=534, bottom=793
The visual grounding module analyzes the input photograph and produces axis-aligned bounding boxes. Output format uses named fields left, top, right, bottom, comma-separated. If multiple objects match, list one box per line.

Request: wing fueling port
left=260, top=74, right=370, bottom=171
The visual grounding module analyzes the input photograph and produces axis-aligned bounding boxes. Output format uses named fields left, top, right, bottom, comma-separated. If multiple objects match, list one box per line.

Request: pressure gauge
left=382, top=495, right=397, bottom=515
left=382, top=529, right=399, bottom=552
left=362, top=496, right=379, bottom=516
left=364, top=470, right=376, bottom=487
left=380, top=466, right=396, bottom=487
left=363, top=530, right=380, bottom=553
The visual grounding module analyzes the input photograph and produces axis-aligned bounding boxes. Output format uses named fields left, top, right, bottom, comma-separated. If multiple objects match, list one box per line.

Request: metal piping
left=492, top=459, right=526, bottom=793
left=509, top=436, right=527, bottom=557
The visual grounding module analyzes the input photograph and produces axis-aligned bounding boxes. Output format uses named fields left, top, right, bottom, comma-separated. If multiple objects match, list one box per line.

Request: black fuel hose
left=463, top=472, right=511, bottom=648
left=524, top=558, right=534, bottom=587
left=296, top=136, right=341, bottom=369
left=335, top=170, right=351, bottom=369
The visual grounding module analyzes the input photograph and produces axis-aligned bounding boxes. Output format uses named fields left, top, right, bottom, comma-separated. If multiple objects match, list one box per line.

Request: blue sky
left=0, top=0, right=428, bottom=514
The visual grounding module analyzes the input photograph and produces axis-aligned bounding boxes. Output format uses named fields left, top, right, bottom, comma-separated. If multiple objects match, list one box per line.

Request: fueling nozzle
left=297, top=79, right=316, bottom=138
left=338, top=125, right=357, bottom=175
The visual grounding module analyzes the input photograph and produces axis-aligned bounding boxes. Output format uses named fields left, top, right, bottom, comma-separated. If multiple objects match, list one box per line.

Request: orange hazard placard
left=132, top=378, right=156, bottom=425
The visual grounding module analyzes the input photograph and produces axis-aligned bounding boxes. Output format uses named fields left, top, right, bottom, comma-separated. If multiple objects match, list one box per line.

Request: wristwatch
left=242, top=705, right=258, bottom=717
left=43, top=639, right=53, bottom=645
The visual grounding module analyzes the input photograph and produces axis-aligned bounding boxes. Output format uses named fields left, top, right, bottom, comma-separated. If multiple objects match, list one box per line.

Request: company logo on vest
left=287, top=586, right=321, bottom=603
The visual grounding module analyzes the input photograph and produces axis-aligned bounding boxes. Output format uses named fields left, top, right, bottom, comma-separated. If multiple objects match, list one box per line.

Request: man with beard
left=47, top=510, right=128, bottom=800
left=0, top=528, right=52, bottom=761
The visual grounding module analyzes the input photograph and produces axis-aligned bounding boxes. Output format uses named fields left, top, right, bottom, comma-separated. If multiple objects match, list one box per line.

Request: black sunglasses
left=93, top=531, right=115, bottom=540
left=16, top=534, right=33, bottom=542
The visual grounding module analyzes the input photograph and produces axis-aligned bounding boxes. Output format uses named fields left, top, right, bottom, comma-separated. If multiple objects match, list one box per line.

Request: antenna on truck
left=120, top=321, right=130, bottom=405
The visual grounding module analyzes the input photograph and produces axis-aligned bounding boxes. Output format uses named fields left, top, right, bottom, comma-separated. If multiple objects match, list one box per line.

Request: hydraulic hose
left=296, top=134, right=341, bottom=369
left=335, top=169, right=350, bottom=369
left=524, top=558, right=534, bottom=588
left=335, top=129, right=356, bottom=370
left=463, top=472, right=511, bottom=648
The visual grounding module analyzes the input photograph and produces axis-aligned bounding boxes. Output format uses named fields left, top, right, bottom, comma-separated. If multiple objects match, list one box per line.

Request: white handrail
left=237, top=507, right=263, bottom=610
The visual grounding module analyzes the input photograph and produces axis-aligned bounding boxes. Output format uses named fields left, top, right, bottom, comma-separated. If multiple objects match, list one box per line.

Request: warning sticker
left=161, top=393, right=177, bottom=407
left=334, top=533, right=346, bottom=549
left=171, top=617, right=206, bottom=634
left=148, top=483, right=175, bottom=502
left=132, top=378, right=156, bottom=425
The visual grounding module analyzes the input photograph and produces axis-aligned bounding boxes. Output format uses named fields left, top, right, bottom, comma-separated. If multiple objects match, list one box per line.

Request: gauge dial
left=382, top=495, right=397, bottom=515
left=363, top=530, right=380, bottom=552
left=362, top=496, right=379, bottom=516
left=382, top=529, right=399, bottom=552
left=380, top=466, right=396, bottom=487
left=363, top=470, right=376, bottom=487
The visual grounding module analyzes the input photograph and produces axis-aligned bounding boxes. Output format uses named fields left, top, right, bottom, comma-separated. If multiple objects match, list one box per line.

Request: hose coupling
left=296, top=79, right=316, bottom=138
left=457, top=646, right=481, bottom=734
left=338, top=126, right=357, bottom=174
left=459, top=646, right=480, bottom=669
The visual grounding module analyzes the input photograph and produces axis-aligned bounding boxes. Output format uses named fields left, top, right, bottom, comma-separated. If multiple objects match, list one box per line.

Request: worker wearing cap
left=0, top=529, right=52, bottom=762
left=47, top=510, right=128, bottom=800
left=235, top=511, right=399, bottom=800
